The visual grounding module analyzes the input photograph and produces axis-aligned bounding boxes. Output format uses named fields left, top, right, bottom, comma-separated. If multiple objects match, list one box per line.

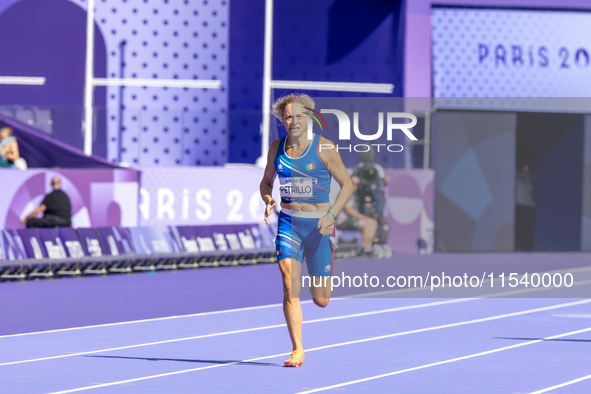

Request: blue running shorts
left=275, top=209, right=335, bottom=277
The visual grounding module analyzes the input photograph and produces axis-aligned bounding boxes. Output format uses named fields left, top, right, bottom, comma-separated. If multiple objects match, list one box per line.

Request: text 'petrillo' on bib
left=279, top=177, right=315, bottom=201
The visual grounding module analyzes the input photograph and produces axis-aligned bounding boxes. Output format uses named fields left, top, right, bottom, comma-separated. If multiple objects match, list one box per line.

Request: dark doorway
left=515, top=113, right=584, bottom=251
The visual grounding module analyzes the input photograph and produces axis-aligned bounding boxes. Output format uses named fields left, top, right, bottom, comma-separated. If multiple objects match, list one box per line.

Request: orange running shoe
left=284, top=349, right=305, bottom=367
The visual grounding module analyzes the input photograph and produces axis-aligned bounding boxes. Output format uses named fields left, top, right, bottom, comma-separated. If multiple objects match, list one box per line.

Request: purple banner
left=0, top=169, right=139, bottom=230
left=172, top=226, right=199, bottom=253
left=58, top=228, right=86, bottom=258
left=1, top=224, right=272, bottom=261
left=1, top=166, right=433, bottom=256
left=95, top=227, right=134, bottom=256
left=230, top=224, right=273, bottom=250
left=0, top=230, right=27, bottom=260
left=15, top=229, right=46, bottom=260
left=37, top=228, right=66, bottom=260
left=77, top=228, right=103, bottom=257
left=193, top=226, right=216, bottom=253
left=139, top=167, right=279, bottom=226
left=127, top=227, right=179, bottom=255
left=34, top=228, right=85, bottom=259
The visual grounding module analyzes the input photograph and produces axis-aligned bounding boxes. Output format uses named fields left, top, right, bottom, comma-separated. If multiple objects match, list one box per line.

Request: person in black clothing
left=22, top=177, right=72, bottom=228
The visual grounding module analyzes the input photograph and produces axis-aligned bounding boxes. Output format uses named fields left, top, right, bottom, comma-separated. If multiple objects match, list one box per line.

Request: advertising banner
left=432, top=7, right=591, bottom=112
left=0, top=230, right=27, bottom=260
left=1, top=164, right=434, bottom=255
left=0, top=169, right=139, bottom=230
left=139, top=167, right=279, bottom=226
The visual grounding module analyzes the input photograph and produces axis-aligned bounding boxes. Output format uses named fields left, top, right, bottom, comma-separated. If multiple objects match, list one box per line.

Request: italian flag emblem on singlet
left=306, top=163, right=316, bottom=171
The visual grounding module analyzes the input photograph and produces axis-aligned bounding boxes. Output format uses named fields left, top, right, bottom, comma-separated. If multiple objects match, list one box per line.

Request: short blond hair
left=0, top=127, right=13, bottom=136
left=272, top=93, right=315, bottom=121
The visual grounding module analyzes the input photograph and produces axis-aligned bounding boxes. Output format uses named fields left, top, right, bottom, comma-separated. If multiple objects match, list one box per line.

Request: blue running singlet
left=274, top=134, right=331, bottom=205
left=273, top=134, right=335, bottom=277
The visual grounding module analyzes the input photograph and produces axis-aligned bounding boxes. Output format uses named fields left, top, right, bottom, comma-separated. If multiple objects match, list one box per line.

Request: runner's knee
left=313, top=298, right=329, bottom=308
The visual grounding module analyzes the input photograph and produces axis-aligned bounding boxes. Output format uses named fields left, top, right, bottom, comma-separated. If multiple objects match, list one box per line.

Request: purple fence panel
left=128, top=227, right=175, bottom=255
left=37, top=228, right=67, bottom=260
left=95, top=227, right=134, bottom=256
left=0, top=231, right=5, bottom=261
left=77, top=228, right=104, bottom=257
left=58, top=228, right=86, bottom=258
left=174, top=226, right=200, bottom=253
left=15, top=229, right=46, bottom=260
left=115, top=228, right=135, bottom=255
left=1, top=230, right=27, bottom=260
left=168, top=226, right=197, bottom=253
left=127, top=228, right=152, bottom=255
left=230, top=224, right=258, bottom=250
left=193, top=226, right=216, bottom=253
left=256, top=223, right=276, bottom=248
left=209, top=225, right=243, bottom=252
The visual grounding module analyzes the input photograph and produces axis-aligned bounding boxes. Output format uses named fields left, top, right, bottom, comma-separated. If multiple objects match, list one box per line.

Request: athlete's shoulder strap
left=312, top=133, right=323, bottom=162
left=275, top=137, right=285, bottom=158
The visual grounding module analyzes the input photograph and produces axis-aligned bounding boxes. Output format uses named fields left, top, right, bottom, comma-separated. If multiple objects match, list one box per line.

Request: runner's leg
left=278, top=257, right=303, bottom=350
left=310, top=275, right=331, bottom=307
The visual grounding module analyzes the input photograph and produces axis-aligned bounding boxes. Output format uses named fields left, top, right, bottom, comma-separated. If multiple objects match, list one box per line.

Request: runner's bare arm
left=260, top=140, right=280, bottom=225
left=317, top=137, right=353, bottom=234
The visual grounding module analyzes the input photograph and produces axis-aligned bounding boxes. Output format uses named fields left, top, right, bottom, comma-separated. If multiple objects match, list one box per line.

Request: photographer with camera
left=337, top=148, right=390, bottom=256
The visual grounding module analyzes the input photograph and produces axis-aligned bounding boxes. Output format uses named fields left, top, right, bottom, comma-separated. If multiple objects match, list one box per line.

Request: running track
left=1, top=256, right=591, bottom=393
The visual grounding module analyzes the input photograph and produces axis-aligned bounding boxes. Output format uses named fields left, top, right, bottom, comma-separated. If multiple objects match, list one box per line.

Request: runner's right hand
left=264, top=198, right=276, bottom=225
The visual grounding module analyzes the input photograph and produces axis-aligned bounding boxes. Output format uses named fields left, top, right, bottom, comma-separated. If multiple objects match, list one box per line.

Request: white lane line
left=0, top=299, right=473, bottom=367
left=529, top=373, right=591, bottom=394
left=553, top=314, right=591, bottom=319
left=45, top=299, right=591, bottom=394
left=0, top=301, right=320, bottom=340
left=296, top=326, right=591, bottom=394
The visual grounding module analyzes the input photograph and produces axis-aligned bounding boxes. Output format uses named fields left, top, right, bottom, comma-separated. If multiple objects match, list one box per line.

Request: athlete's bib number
left=279, top=177, right=314, bottom=201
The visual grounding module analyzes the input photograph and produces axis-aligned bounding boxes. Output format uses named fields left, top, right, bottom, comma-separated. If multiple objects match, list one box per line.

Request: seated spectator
left=336, top=175, right=378, bottom=256
left=0, top=127, right=20, bottom=168
left=22, top=177, right=72, bottom=228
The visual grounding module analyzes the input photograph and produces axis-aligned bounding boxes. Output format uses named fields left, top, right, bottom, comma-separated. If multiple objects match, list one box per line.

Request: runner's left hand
left=317, top=214, right=335, bottom=236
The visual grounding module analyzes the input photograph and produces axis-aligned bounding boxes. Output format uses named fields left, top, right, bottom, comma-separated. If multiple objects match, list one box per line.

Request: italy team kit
left=274, top=134, right=335, bottom=277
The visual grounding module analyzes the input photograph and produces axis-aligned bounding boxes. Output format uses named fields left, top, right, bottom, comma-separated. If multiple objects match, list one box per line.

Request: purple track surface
left=1, top=254, right=591, bottom=393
